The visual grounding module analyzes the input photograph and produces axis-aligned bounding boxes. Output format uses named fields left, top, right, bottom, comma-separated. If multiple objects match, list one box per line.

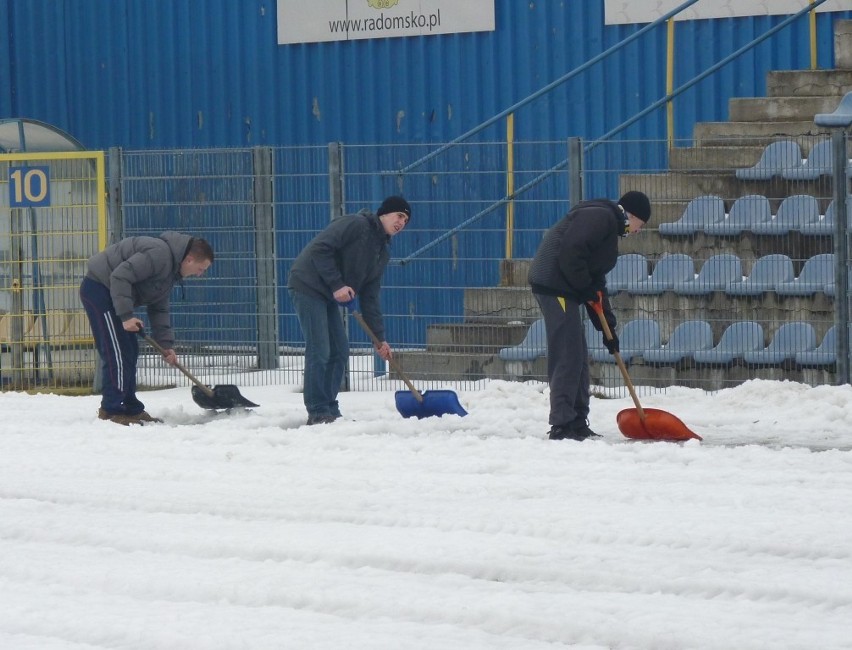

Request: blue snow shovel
left=348, top=308, right=468, bottom=419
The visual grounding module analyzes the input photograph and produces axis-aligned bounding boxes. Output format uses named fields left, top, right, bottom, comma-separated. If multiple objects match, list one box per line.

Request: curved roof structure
left=0, top=118, right=86, bottom=153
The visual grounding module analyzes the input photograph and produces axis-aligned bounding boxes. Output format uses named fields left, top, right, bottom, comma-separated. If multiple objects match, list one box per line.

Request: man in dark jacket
left=528, top=191, right=651, bottom=441
left=80, top=232, right=214, bottom=425
left=288, top=196, right=411, bottom=425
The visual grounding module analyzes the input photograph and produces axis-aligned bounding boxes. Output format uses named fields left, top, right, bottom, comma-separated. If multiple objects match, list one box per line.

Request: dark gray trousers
left=534, top=293, right=590, bottom=427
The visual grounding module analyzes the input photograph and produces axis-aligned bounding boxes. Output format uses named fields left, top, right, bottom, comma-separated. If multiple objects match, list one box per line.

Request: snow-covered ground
left=1, top=378, right=851, bottom=649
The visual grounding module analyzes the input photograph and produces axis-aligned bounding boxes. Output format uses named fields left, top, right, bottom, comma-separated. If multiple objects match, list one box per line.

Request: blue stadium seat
left=658, top=195, right=726, bottom=236
left=693, top=321, right=765, bottom=365
left=742, top=322, right=817, bottom=366
left=726, top=254, right=794, bottom=296
left=775, top=253, right=835, bottom=296
left=781, top=139, right=834, bottom=180
left=800, top=197, right=852, bottom=236
left=584, top=317, right=607, bottom=359
left=735, top=140, right=803, bottom=180
left=591, top=318, right=661, bottom=365
left=705, top=194, right=772, bottom=236
left=751, top=194, right=821, bottom=235
left=795, top=325, right=839, bottom=368
left=498, top=319, right=547, bottom=362
left=626, top=253, right=694, bottom=295
left=606, top=253, right=649, bottom=294
left=814, top=91, right=852, bottom=128
left=673, top=253, right=742, bottom=296
left=642, top=320, right=714, bottom=365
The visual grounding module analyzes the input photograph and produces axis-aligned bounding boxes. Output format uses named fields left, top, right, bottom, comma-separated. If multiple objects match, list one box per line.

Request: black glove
left=584, top=302, right=604, bottom=331
left=578, top=287, right=599, bottom=303
left=603, top=332, right=619, bottom=355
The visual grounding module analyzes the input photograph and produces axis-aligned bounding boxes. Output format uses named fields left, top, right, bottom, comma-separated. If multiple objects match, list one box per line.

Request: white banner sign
left=277, top=0, right=496, bottom=45
left=605, top=0, right=848, bottom=25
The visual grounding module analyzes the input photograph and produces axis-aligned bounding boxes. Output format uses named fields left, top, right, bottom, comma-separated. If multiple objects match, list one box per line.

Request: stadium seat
left=751, top=194, right=821, bottom=235
left=726, top=254, right=794, bottom=296
left=498, top=319, right=547, bottom=362
left=735, top=140, right=803, bottom=180
left=781, top=139, right=834, bottom=180
left=693, top=321, right=765, bottom=365
left=584, top=317, right=607, bottom=359
left=795, top=325, right=847, bottom=368
left=742, top=322, right=817, bottom=366
left=800, top=197, right=852, bottom=236
left=658, top=195, right=726, bottom=236
left=606, top=253, right=649, bottom=294
left=814, top=91, right=852, bottom=128
left=591, top=318, right=661, bottom=365
left=673, top=253, right=742, bottom=296
left=705, top=194, right=772, bottom=236
left=626, top=253, right=694, bottom=295
left=642, top=320, right=714, bottom=365
left=775, top=253, right=835, bottom=296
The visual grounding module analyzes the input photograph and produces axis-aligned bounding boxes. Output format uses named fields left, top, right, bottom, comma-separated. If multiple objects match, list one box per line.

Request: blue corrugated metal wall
left=1, top=1, right=849, bottom=150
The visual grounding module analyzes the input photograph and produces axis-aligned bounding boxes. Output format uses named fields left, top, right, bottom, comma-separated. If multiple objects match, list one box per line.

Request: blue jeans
left=288, top=289, right=348, bottom=418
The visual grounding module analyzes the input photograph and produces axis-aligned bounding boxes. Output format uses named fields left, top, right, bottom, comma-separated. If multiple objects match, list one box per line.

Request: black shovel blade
left=191, top=384, right=260, bottom=410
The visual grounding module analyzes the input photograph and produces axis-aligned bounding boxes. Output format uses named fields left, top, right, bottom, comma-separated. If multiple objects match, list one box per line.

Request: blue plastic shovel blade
left=394, top=390, right=468, bottom=419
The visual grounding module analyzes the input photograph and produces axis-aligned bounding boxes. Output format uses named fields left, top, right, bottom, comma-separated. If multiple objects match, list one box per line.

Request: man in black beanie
left=528, top=190, right=651, bottom=440
left=288, top=195, right=411, bottom=425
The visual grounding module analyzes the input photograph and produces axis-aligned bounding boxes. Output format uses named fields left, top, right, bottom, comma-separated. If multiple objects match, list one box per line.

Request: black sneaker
left=548, top=418, right=601, bottom=441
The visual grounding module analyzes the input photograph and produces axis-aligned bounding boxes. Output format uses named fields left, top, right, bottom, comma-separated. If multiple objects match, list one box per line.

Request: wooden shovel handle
left=138, top=330, right=215, bottom=398
left=349, top=310, right=424, bottom=403
left=587, top=293, right=646, bottom=421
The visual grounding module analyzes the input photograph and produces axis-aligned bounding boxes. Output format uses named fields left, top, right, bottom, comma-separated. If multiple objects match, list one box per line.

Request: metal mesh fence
left=2, top=134, right=849, bottom=396
left=0, top=152, right=104, bottom=390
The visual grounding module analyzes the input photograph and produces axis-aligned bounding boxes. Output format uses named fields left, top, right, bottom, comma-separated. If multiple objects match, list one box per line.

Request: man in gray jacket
left=80, top=231, right=214, bottom=425
left=288, top=196, right=410, bottom=425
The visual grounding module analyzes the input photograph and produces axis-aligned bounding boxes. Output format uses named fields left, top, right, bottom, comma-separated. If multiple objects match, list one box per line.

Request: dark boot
left=548, top=418, right=601, bottom=441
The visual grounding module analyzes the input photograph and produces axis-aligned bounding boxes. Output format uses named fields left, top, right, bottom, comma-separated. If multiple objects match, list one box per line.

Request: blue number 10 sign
left=9, top=166, right=51, bottom=207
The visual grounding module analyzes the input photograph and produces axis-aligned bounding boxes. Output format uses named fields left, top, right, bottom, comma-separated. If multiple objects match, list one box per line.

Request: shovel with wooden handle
left=587, top=292, right=700, bottom=441
left=347, top=306, right=467, bottom=419
left=137, top=329, right=259, bottom=410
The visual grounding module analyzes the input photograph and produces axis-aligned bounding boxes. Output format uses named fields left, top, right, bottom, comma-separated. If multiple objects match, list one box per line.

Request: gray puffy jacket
left=86, top=231, right=192, bottom=348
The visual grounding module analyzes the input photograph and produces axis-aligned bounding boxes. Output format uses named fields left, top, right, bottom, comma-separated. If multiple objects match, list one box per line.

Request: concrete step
left=463, top=286, right=539, bottom=322
left=669, top=138, right=843, bottom=172
left=393, top=349, right=501, bottom=381
left=693, top=121, right=830, bottom=147
left=767, top=69, right=852, bottom=97
left=425, top=322, right=529, bottom=353
left=619, top=172, right=833, bottom=203
left=729, top=95, right=847, bottom=122
left=668, top=145, right=769, bottom=172
left=617, top=229, right=833, bottom=266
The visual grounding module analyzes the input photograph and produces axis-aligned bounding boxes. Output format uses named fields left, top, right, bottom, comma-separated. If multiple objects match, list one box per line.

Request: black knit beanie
left=618, top=191, right=651, bottom=222
left=377, top=195, right=411, bottom=219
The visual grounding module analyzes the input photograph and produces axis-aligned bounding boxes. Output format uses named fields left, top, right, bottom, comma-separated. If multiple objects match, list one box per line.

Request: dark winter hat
left=377, top=195, right=411, bottom=220
left=618, top=191, right=651, bottom=223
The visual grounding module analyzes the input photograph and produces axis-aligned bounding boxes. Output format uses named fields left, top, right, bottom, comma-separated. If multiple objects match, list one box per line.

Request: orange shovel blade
left=617, top=407, right=702, bottom=441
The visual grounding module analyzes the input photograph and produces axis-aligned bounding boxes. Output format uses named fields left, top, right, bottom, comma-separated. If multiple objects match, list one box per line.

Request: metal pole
left=567, top=137, right=584, bottom=209
left=830, top=129, right=849, bottom=384
left=252, top=146, right=279, bottom=370
left=328, top=142, right=345, bottom=220
left=328, top=143, right=356, bottom=386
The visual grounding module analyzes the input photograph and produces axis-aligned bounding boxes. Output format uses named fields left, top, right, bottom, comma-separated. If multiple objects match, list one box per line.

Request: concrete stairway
left=396, top=19, right=852, bottom=388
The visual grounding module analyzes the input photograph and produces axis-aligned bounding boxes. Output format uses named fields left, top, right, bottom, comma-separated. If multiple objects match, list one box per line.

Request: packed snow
left=1, top=377, right=851, bottom=649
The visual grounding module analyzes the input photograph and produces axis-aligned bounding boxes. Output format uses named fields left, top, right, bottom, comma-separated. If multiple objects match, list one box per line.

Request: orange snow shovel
left=587, top=293, right=701, bottom=441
